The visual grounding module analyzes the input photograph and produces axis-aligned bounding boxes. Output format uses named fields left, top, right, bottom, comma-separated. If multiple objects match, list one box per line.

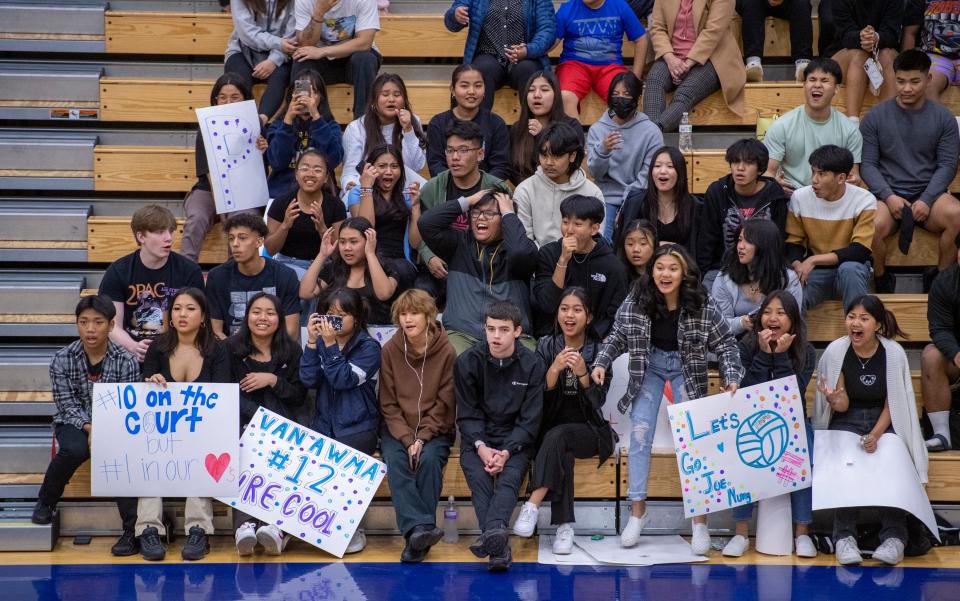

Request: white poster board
left=196, top=99, right=269, bottom=213
left=666, top=376, right=812, bottom=517
left=91, top=382, right=239, bottom=496
left=813, top=430, right=940, bottom=541
left=218, top=407, right=387, bottom=558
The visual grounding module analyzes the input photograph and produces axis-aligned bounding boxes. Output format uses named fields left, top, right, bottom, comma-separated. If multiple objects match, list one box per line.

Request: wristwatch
left=474, top=440, right=486, bottom=450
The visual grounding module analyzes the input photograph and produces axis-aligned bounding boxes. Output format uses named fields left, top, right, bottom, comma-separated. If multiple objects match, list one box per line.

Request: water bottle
left=442, top=495, right=459, bottom=544
left=678, top=112, right=693, bottom=153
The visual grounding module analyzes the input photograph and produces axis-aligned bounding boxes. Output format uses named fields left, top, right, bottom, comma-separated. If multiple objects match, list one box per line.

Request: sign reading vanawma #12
left=666, top=376, right=811, bottom=517
left=91, top=382, right=239, bottom=496
left=218, top=407, right=387, bottom=558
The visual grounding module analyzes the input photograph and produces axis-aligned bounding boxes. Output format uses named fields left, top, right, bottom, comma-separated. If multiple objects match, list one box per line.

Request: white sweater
left=813, top=336, right=928, bottom=483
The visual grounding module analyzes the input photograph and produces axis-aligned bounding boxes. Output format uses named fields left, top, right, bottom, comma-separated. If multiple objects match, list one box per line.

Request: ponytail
left=845, top=295, right=907, bottom=340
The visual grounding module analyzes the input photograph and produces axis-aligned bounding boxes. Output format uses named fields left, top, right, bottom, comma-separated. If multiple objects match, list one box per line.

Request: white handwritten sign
left=196, top=99, right=269, bottom=213
left=666, top=376, right=812, bottom=517
left=91, top=382, right=239, bottom=496
left=218, top=407, right=387, bottom=558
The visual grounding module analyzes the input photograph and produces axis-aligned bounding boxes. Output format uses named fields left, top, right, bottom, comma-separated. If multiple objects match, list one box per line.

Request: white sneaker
left=835, top=536, right=863, bottom=565
left=746, top=58, right=764, bottom=83
left=795, top=59, right=811, bottom=82
left=512, top=502, right=539, bottom=538
left=235, top=522, right=257, bottom=556
left=256, top=524, right=288, bottom=556
left=795, top=534, right=818, bottom=558
left=620, top=513, right=649, bottom=548
left=722, top=534, right=749, bottom=557
left=872, top=538, right=905, bottom=565
left=553, top=523, right=575, bottom=555
left=345, top=528, right=367, bottom=554
left=691, top=523, right=711, bottom=555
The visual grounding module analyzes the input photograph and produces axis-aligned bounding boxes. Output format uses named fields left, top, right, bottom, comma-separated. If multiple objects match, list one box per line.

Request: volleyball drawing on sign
left=196, top=99, right=269, bottom=214
left=736, top=410, right=789, bottom=469
left=667, top=376, right=811, bottom=517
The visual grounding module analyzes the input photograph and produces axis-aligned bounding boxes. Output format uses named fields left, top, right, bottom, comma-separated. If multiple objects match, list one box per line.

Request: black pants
left=381, top=431, right=451, bottom=537
left=736, top=0, right=813, bottom=62
left=472, top=53, right=543, bottom=110
left=818, top=0, right=835, bottom=57
left=528, top=423, right=600, bottom=525
left=334, top=428, right=379, bottom=457
left=292, top=50, right=382, bottom=119
left=224, top=53, right=292, bottom=121
left=414, top=264, right=446, bottom=308
left=38, top=424, right=138, bottom=533
left=460, top=446, right=531, bottom=531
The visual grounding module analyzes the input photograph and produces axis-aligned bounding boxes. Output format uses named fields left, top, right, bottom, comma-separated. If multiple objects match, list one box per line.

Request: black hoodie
left=455, top=341, right=545, bottom=455
left=532, top=236, right=629, bottom=338
left=696, top=174, right=788, bottom=275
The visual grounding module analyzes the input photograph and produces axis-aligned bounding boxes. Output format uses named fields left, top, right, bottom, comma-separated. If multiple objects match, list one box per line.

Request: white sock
left=929, top=410, right=951, bottom=445
left=746, top=56, right=761, bottom=65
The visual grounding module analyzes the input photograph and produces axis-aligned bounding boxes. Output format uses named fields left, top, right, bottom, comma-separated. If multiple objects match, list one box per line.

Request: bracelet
left=359, top=187, right=373, bottom=195
left=556, top=262, right=568, bottom=269
left=575, top=371, right=588, bottom=378
left=310, top=16, right=323, bottom=24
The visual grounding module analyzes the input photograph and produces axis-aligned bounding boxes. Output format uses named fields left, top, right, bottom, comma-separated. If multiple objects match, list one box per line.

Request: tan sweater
left=378, top=323, right=457, bottom=447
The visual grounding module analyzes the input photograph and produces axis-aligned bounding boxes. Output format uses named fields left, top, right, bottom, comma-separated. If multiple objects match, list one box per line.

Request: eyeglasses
left=470, top=210, right=500, bottom=221
left=445, top=146, right=481, bottom=157
left=297, top=166, right=326, bottom=174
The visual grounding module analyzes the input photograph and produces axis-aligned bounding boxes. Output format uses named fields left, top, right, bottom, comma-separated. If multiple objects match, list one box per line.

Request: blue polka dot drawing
left=736, top=410, right=789, bottom=468
left=203, top=115, right=254, bottom=210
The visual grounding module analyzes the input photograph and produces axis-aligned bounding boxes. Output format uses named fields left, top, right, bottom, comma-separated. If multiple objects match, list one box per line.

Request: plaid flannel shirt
left=594, top=295, right=744, bottom=414
left=51, top=339, right=140, bottom=431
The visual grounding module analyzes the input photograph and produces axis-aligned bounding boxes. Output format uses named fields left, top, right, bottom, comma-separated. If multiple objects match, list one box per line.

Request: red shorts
left=556, top=60, right=628, bottom=101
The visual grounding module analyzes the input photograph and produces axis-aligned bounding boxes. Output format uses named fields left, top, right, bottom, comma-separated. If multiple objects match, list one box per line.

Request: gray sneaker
left=872, top=538, right=905, bottom=565
left=835, top=536, right=863, bottom=565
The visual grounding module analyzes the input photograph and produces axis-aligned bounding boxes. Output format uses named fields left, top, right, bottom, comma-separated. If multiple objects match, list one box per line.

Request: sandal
left=925, top=434, right=951, bottom=452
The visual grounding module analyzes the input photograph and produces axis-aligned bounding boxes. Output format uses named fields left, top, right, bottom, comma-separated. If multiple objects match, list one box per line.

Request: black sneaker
left=488, top=544, right=512, bottom=572
left=111, top=530, right=139, bottom=556
left=400, top=539, right=428, bottom=563
left=139, top=526, right=166, bottom=561
left=482, top=527, right=509, bottom=558
left=181, top=526, right=209, bottom=561
left=875, top=272, right=896, bottom=294
left=408, top=524, right=444, bottom=553
left=31, top=502, right=53, bottom=525
left=469, top=530, right=489, bottom=558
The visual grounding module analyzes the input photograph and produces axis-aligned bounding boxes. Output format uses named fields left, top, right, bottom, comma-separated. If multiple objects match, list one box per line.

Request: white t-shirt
left=294, top=0, right=380, bottom=51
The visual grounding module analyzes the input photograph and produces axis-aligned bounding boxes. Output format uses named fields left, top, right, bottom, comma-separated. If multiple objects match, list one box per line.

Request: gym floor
left=4, top=536, right=960, bottom=600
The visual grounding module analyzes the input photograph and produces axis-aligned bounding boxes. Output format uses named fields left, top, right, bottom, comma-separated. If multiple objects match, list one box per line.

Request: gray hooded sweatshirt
left=586, top=110, right=664, bottom=207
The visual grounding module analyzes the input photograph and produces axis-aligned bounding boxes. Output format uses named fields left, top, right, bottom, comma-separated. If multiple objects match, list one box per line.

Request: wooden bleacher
left=87, top=216, right=228, bottom=265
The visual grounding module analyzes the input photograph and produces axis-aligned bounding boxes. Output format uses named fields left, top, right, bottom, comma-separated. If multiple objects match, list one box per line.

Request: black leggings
left=472, top=53, right=543, bottom=110
left=528, top=423, right=600, bottom=525
left=224, top=53, right=292, bottom=121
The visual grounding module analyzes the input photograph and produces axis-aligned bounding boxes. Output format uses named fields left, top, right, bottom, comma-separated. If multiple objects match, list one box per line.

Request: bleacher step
left=0, top=503, right=56, bottom=551
left=0, top=345, right=60, bottom=391
left=0, top=274, right=83, bottom=315
left=0, top=424, right=54, bottom=473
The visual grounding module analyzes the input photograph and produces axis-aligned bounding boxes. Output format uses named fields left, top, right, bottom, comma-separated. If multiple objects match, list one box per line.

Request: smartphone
left=294, top=79, right=311, bottom=98
left=314, top=314, right=343, bottom=331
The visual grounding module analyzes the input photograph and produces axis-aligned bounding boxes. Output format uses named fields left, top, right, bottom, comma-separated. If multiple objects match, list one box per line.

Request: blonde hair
left=390, top=289, right=439, bottom=336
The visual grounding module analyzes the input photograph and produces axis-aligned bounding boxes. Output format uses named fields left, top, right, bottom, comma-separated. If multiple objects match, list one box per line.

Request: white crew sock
left=929, top=410, right=951, bottom=446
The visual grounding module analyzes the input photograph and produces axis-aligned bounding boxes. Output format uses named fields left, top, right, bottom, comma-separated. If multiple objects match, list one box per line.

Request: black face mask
left=608, top=96, right=638, bottom=119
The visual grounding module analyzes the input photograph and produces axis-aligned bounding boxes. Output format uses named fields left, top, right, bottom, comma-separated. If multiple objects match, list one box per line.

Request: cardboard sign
left=218, top=407, right=387, bottom=558
left=91, top=382, right=239, bottom=496
left=667, top=376, right=812, bottom=517
left=196, top=99, right=269, bottom=214
left=813, top=430, right=940, bottom=542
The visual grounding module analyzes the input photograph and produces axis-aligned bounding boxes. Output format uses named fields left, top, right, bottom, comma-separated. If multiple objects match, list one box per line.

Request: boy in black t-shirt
left=205, top=213, right=301, bottom=339
left=99, top=205, right=204, bottom=362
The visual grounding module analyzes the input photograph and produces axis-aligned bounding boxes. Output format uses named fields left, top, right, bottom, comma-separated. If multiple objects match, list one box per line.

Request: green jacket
left=417, top=169, right=504, bottom=264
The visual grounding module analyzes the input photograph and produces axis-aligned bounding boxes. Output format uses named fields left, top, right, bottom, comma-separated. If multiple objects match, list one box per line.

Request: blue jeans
left=603, top=203, right=620, bottom=242
left=802, top=262, right=870, bottom=311
left=732, top=418, right=814, bottom=525
left=274, top=253, right=314, bottom=326
left=627, top=347, right=687, bottom=501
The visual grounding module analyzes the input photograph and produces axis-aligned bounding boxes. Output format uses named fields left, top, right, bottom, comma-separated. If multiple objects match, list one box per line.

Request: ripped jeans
left=627, top=347, right=687, bottom=501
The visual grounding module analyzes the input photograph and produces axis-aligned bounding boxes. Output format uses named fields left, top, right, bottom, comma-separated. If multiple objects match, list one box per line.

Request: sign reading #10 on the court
left=217, top=407, right=387, bottom=558
left=91, top=382, right=239, bottom=497
left=666, top=376, right=811, bottom=517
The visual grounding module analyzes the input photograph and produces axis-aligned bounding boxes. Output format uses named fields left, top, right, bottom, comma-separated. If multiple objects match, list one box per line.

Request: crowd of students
left=29, top=0, right=960, bottom=572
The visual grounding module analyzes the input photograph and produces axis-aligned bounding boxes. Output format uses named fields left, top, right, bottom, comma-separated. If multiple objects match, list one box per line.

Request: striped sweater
left=784, top=184, right=876, bottom=265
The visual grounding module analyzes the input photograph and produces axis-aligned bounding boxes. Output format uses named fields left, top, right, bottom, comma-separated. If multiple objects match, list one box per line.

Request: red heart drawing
left=205, top=452, right=231, bottom=482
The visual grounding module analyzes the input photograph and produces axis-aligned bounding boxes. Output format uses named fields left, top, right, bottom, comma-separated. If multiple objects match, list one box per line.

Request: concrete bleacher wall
left=0, top=0, right=957, bottom=540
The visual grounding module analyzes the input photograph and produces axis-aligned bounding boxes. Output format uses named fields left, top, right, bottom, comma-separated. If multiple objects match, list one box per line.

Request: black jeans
left=460, top=446, right=531, bottom=531
left=472, top=53, right=543, bottom=110
left=736, top=0, right=813, bottom=62
left=292, top=50, right=382, bottom=119
left=381, top=431, right=451, bottom=537
left=38, top=424, right=138, bottom=533
left=818, top=0, right=836, bottom=57
left=224, top=53, right=292, bottom=120
left=528, top=423, right=600, bottom=525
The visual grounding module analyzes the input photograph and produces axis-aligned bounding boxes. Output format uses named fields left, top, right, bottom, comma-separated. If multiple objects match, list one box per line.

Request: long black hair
left=636, top=244, right=705, bottom=318
left=510, top=70, right=567, bottom=181
left=362, top=73, right=426, bottom=157
left=553, top=286, right=599, bottom=341
left=358, top=144, right=410, bottom=222
left=277, top=69, right=335, bottom=123
left=617, top=218, right=658, bottom=277
left=637, top=146, right=696, bottom=242
left=323, top=217, right=379, bottom=289
left=316, top=287, right=370, bottom=332
left=210, top=72, right=254, bottom=105
left=153, top=287, right=218, bottom=357
left=845, top=295, right=907, bottom=340
left=295, top=148, right=338, bottom=199
left=743, top=290, right=809, bottom=374
left=721, top=219, right=791, bottom=294
left=227, top=292, right=299, bottom=366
